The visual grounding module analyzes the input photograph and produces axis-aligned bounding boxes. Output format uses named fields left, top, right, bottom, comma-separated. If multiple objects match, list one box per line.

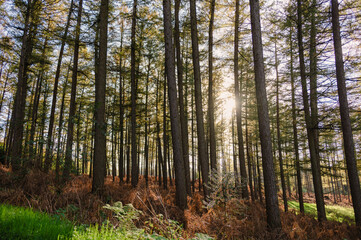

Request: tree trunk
left=9, top=0, right=38, bottom=172
left=208, top=0, right=217, bottom=174
left=92, top=0, right=108, bottom=194
left=249, top=0, right=281, bottom=230
left=290, top=26, right=304, bottom=213
left=235, top=0, right=249, bottom=199
left=297, top=0, right=326, bottom=221
left=163, top=75, right=168, bottom=189
left=163, top=0, right=187, bottom=209
left=331, top=0, right=361, bottom=228
left=175, top=0, right=191, bottom=196
left=44, top=0, right=74, bottom=172
left=190, top=0, right=209, bottom=197
left=130, top=0, right=138, bottom=188
left=55, top=65, right=70, bottom=182
left=118, top=21, right=124, bottom=184
left=63, top=0, right=83, bottom=182
left=275, top=42, right=287, bottom=212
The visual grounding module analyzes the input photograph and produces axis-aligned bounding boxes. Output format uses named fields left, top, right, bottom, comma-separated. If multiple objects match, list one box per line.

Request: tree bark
left=44, top=0, right=74, bottom=172
left=275, top=42, right=287, bottom=212
left=130, top=0, right=138, bottom=188
left=208, top=0, right=217, bottom=174
left=10, top=0, right=38, bottom=172
left=289, top=27, right=304, bottom=213
left=190, top=0, right=209, bottom=197
left=297, top=0, right=326, bottom=221
left=92, top=0, right=108, bottom=193
left=235, top=0, right=249, bottom=199
left=63, top=0, right=83, bottom=182
left=175, top=0, right=191, bottom=196
left=163, top=0, right=187, bottom=209
left=249, top=0, right=281, bottom=230
left=331, top=0, right=361, bottom=228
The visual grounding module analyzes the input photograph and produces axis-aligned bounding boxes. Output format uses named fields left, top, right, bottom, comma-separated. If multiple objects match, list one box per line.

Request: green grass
left=0, top=204, right=73, bottom=240
left=0, top=204, right=213, bottom=240
left=288, top=201, right=355, bottom=224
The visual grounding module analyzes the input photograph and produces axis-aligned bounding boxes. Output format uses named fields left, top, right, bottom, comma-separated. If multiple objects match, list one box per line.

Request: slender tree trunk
left=28, top=37, right=47, bottom=167
left=163, top=75, right=168, bottom=189
left=297, top=0, right=326, bottom=221
left=44, top=0, right=74, bottom=172
left=55, top=66, right=70, bottom=182
left=92, top=0, right=108, bottom=193
left=249, top=0, right=281, bottom=230
left=235, top=0, right=249, bottom=199
left=10, top=0, right=38, bottom=171
left=331, top=0, right=361, bottom=228
left=37, top=82, right=48, bottom=169
left=130, top=0, right=139, bottom=188
left=0, top=69, right=9, bottom=114
left=275, top=42, right=287, bottom=212
left=190, top=0, right=209, bottom=197
left=245, top=79, right=254, bottom=201
left=290, top=27, right=304, bottom=213
left=63, top=0, right=83, bottom=182
left=118, top=22, right=124, bottom=184
left=163, top=0, right=187, bottom=209
left=175, top=0, right=191, bottom=196
left=144, top=58, right=150, bottom=186
left=208, top=0, right=217, bottom=174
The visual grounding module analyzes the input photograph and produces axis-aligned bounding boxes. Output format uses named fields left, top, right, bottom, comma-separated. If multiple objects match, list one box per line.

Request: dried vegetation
left=0, top=164, right=359, bottom=239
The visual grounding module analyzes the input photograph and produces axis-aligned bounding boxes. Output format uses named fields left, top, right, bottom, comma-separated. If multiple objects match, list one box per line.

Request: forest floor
left=0, top=164, right=360, bottom=240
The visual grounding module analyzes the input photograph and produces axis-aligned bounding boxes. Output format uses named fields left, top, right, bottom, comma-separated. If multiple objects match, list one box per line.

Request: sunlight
left=220, top=93, right=235, bottom=121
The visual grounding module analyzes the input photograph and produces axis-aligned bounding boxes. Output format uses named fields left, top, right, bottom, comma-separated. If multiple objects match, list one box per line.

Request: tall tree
left=235, top=0, right=249, bottom=199
left=9, top=0, right=40, bottom=171
left=163, top=0, right=187, bottom=209
left=130, top=0, right=138, bottom=188
left=44, top=0, right=74, bottom=172
left=289, top=24, right=304, bottom=213
left=274, top=41, right=287, bottom=212
left=190, top=0, right=209, bottom=197
left=175, top=0, right=191, bottom=196
left=92, top=0, right=108, bottom=193
left=331, top=0, right=361, bottom=228
left=208, top=0, right=217, bottom=173
left=296, top=0, right=326, bottom=221
left=62, top=0, right=84, bottom=182
left=249, top=0, right=281, bottom=230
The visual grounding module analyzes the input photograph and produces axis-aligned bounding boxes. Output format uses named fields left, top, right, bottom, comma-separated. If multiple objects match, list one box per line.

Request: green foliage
left=71, top=223, right=154, bottom=240
left=288, top=201, right=355, bottom=224
left=103, top=201, right=141, bottom=230
left=203, top=170, right=241, bottom=209
left=145, top=214, right=183, bottom=239
left=0, top=204, right=73, bottom=240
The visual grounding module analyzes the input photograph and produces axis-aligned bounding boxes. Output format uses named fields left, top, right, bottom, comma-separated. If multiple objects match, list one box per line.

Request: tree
left=130, top=0, right=138, bottom=188
left=9, top=0, right=41, bottom=172
left=190, top=0, right=209, bottom=197
left=44, top=0, right=74, bottom=172
left=249, top=0, right=281, bottom=230
left=161, top=0, right=188, bottom=201
left=235, top=0, right=249, bottom=199
left=92, top=0, right=109, bottom=194
left=296, top=0, right=326, bottom=221
left=63, top=0, right=84, bottom=182
left=175, top=0, right=191, bottom=196
left=208, top=0, right=217, bottom=174
left=331, top=0, right=361, bottom=228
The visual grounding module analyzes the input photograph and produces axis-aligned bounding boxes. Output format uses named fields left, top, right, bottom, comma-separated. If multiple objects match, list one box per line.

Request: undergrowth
left=0, top=204, right=73, bottom=240
left=288, top=200, right=355, bottom=224
left=0, top=165, right=359, bottom=240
